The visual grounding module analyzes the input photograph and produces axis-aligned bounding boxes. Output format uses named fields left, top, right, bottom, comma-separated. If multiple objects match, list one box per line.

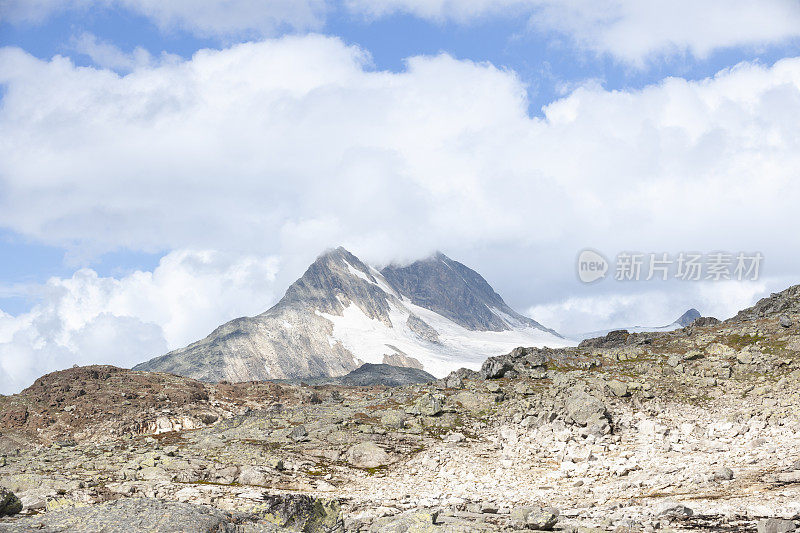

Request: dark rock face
left=473, top=346, right=552, bottom=380
left=579, top=330, right=631, bottom=349
left=381, top=252, right=558, bottom=335
left=733, top=285, right=800, bottom=322
left=691, top=316, right=720, bottom=327
left=322, top=364, right=435, bottom=387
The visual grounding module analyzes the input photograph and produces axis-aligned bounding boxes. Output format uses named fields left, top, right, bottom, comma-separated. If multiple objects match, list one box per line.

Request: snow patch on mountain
left=321, top=298, right=569, bottom=378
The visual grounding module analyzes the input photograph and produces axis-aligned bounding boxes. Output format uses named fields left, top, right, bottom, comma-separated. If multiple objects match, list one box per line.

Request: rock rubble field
left=3, top=286, right=800, bottom=531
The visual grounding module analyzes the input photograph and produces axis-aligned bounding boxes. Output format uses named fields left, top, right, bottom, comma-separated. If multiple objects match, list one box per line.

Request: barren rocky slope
left=3, top=285, right=800, bottom=531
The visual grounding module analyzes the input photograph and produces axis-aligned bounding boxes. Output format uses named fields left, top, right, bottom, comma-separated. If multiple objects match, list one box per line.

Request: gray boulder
left=712, top=466, right=734, bottom=481
left=565, top=390, right=608, bottom=426
left=510, top=505, right=559, bottom=530
left=658, top=502, right=694, bottom=519
left=290, top=424, right=309, bottom=442
left=481, top=356, right=514, bottom=379
left=606, top=380, right=629, bottom=397
left=758, top=518, right=796, bottom=533
left=406, top=393, right=443, bottom=416
left=345, top=442, right=391, bottom=469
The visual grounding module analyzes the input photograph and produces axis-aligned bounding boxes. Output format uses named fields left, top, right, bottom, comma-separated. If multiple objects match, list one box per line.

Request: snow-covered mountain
left=569, top=308, right=702, bottom=342
left=134, top=247, right=568, bottom=381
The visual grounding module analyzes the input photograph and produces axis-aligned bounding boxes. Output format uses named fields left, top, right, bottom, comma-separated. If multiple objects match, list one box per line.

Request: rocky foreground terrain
left=3, top=287, right=800, bottom=531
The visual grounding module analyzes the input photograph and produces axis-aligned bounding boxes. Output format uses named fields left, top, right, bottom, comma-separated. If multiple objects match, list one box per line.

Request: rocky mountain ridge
left=134, top=247, right=566, bottom=382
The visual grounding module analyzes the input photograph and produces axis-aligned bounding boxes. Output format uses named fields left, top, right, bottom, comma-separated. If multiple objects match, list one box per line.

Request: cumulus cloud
left=526, top=279, right=785, bottom=335
left=1, top=37, right=799, bottom=266
left=5, top=0, right=800, bottom=61
left=0, top=0, right=327, bottom=37
left=1, top=35, right=800, bottom=390
left=346, top=0, right=800, bottom=63
left=0, top=250, right=279, bottom=394
left=70, top=33, right=163, bottom=72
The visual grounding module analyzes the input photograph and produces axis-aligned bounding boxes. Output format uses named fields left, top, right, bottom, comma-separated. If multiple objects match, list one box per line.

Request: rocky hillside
left=3, top=284, right=800, bottom=531
left=134, top=247, right=566, bottom=382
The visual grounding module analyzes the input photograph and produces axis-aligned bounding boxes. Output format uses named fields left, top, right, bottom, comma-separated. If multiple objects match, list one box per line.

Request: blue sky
left=2, top=0, right=800, bottom=392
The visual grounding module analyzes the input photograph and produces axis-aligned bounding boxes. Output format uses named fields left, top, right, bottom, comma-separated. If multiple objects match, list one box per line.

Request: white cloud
left=346, top=0, right=800, bottom=63
left=0, top=0, right=326, bottom=37
left=1, top=37, right=799, bottom=267
left=2, top=36, right=800, bottom=391
left=5, top=0, right=800, bottom=61
left=70, top=32, right=161, bottom=72
left=527, top=279, right=781, bottom=335
left=0, top=249, right=279, bottom=394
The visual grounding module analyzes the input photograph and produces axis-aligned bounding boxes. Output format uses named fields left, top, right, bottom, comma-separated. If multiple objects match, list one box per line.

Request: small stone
left=443, top=432, right=465, bottom=443
left=712, top=466, right=734, bottom=481
left=290, top=424, right=309, bottom=442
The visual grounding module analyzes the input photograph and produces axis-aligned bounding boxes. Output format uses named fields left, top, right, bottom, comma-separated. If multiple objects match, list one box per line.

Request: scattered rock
left=406, top=393, right=443, bottom=416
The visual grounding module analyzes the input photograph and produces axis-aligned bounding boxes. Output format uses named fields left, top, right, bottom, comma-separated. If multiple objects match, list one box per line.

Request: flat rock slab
left=0, top=498, right=284, bottom=533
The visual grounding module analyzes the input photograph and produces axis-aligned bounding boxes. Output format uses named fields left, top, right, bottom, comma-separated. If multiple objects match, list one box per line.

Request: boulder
left=481, top=357, right=514, bottom=379
left=237, top=466, right=269, bottom=486
left=290, top=424, right=309, bottom=442
left=712, top=466, right=734, bottom=481
left=406, top=393, right=443, bottom=416
left=252, top=493, right=342, bottom=532
left=380, top=410, right=407, bottom=429
left=510, top=505, right=559, bottom=530
left=758, top=518, right=796, bottom=533
left=0, top=486, right=22, bottom=517
left=346, top=442, right=391, bottom=469
left=606, top=380, right=629, bottom=397
left=658, top=502, right=693, bottom=519
left=565, top=390, right=608, bottom=426
left=780, top=316, right=794, bottom=328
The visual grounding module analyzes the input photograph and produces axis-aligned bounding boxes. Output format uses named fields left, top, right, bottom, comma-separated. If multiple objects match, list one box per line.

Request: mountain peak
left=135, top=247, right=564, bottom=382
left=675, top=308, right=701, bottom=327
